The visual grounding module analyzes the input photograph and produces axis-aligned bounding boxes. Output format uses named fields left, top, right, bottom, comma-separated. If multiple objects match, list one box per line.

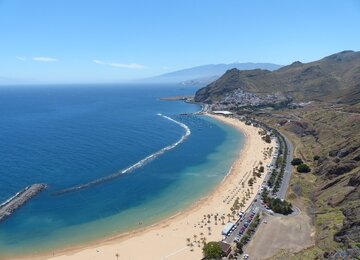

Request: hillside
left=195, top=50, right=360, bottom=105
left=256, top=102, right=360, bottom=259
left=147, top=62, right=282, bottom=85
left=195, top=50, right=360, bottom=258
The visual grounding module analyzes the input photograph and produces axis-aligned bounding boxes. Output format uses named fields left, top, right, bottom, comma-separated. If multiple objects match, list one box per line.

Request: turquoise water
left=0, top=84, right=243, bottom=257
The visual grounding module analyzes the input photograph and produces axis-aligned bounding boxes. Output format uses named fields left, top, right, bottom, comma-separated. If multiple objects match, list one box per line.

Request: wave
left=53, top=114, right=191, bottom=196
left=0, top=190, right=23, bottom=208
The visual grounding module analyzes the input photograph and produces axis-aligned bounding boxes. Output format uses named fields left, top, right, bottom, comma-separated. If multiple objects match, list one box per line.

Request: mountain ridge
left=195, top=50, right=360, bottom=105
left=146, top=62, right=282, bottom=85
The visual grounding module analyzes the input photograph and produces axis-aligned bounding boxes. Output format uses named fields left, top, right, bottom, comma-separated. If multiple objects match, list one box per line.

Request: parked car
left=234, top=236, right=241, bottom=242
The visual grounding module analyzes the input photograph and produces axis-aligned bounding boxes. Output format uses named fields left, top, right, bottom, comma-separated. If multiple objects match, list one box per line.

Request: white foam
left=54, top=114, right=191, bottom=195
left=0, top=191, right=22, bottom=208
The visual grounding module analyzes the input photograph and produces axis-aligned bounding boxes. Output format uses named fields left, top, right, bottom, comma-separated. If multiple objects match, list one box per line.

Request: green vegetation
left=202, top=241, right=222, bottom=259
left=296, top=163, right=311, bottom=173
left=291, top=158, right=303, bottom=165
left=264, top=129, right=288, bottom=194
left=262, top=188, right=293, bottom=215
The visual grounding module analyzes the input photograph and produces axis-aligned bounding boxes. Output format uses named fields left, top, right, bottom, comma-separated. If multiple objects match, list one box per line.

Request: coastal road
left=276, top=133, right=293, bottom=200
left=223, top=131, right=294, bottom=245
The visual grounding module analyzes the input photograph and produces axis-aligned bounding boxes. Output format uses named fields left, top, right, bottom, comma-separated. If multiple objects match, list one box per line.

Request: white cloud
left=93, top=59, right=145, bottom=69
left=16, top=56, right=27, bottom=61
left=32, top=57, right=58, bottom=62
left=93, top=59, right=106, bottom=65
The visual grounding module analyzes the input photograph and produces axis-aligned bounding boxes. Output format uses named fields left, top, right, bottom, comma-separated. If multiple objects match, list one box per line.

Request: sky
left=0, top=0, right=359, bottom=84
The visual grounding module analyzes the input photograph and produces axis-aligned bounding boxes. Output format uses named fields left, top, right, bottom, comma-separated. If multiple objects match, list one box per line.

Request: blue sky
left=0, top=0, right=359, bottom=84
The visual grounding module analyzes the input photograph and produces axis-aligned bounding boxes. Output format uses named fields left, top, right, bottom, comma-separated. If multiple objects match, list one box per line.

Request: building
left=212, top=110, right=233, bottom=116
left=222, top=222, right=235, bottom=235
left=219, top=241, right=232, bottom=256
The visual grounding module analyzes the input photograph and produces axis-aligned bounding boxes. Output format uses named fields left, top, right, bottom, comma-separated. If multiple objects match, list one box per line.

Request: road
left=277, top=133, right=293, bottom=200
left=224, top=204, right=260, bottom=244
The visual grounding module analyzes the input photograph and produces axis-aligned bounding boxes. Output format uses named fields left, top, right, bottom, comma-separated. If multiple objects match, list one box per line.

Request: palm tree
left=115, top=253, right=119, bottom=260
left=207, top=226, right=211, bottom=235
left=190, top=243, right=194, bottom=252
left=193, top=234, right=197, bottom=242
left=221, top=215, right=225, bottom=225
left=202, top=237, right=207, bottom=245
left=227, top=213, right=231, bottom=222
left=200, top=232, right=204, bottom=238
left=240, top=202, right=244, bottom=211
left=186, top=238, right=191, bottom=246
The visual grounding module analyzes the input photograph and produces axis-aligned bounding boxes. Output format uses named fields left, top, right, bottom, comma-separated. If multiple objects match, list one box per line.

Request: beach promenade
left=29, top=115, right=274, bottom=260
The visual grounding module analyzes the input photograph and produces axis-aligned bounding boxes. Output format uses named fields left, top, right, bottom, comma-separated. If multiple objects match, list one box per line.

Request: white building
left=212, top=111, right=233, bottom=116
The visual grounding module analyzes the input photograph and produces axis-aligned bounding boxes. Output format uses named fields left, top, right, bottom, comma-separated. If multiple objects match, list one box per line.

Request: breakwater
left=0, top=184, right=46, bottom=223
left=53, top=114, right=191, bottom=196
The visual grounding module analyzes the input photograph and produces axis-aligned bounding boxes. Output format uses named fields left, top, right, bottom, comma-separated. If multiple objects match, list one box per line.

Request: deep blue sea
left=0, top=84, right=243, bottom=257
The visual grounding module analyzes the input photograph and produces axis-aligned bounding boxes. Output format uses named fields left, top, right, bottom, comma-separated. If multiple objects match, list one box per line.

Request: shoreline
left=11, top=114, right=274, bottom=260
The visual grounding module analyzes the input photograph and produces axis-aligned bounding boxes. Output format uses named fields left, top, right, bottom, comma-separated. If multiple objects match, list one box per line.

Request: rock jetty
left=0, top=184, right=47, bottom=223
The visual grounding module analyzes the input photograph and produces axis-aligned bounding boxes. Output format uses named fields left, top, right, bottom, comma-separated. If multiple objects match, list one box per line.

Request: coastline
left=14, top=114, right=274, bottom=260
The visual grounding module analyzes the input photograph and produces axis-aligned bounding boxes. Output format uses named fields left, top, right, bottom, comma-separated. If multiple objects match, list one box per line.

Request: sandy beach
left=22, top=114, right=274, bottom=260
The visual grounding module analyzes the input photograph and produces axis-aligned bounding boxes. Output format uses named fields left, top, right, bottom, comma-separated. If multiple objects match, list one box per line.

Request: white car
left=243, top=254, right=249, bottom=259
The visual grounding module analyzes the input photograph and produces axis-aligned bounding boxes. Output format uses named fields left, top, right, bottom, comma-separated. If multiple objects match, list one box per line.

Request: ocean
left=0, top=84, right=244, bottom=256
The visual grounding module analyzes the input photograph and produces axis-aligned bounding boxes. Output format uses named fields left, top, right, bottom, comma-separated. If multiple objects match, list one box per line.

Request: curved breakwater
left=53, top=114, right=191, bottom=195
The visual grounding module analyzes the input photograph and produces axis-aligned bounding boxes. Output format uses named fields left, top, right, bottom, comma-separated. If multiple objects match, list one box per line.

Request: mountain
left=195, top=50, right=360, bottom=258
left=147, top=62, right=282, bottom=85
left=195, top=50, right=360, bottom=105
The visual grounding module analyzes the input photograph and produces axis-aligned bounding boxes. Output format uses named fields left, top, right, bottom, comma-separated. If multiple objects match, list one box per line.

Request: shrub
left=268, top=198, right=293, bottom=215
left=291, top=158, right=303, bottom=166
left=297, top=163, right=311, bottom=173
left=202, top=241, right=222, bottom=259
left=262, top=188, right=293, bottom=215
left=313, top=155, right=320, bottom=161
left=263, top=135, right=271, bottom=143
